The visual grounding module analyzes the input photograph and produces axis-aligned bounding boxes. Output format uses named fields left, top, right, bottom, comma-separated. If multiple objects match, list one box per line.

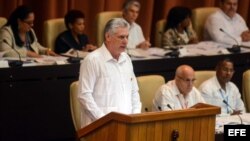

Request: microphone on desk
left=3, top=39, right=23, bottom=67
left=219, top=28, right=241, bottom=53
left=167, top=104, right=173, bottom=111
left=222, top=100, right=243, bottom=125
left=67, top=49, right=82, bottom=63
left=60, top=37, right=82, bottom=63
left=158, top=31, right=180, bottom=57
left=158, top=106, right=162, bottom=111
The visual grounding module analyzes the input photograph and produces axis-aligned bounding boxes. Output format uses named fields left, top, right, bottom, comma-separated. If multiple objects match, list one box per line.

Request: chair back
left=0, top=17, right=7, bottom=28
left=194, top=70, right=215, bottom=88
left=70, top=81, right=81, bottom=130
left=137, top=75, right=165, bottom=112
left=191, top=7, right=218, bottom=40
left=242, top=70, right=250, bottom=112
left=154, top=19, right=166, bottom=47
left=43, top=18, right=66, bottom=50
left=96, top=11, right=122, bottom=47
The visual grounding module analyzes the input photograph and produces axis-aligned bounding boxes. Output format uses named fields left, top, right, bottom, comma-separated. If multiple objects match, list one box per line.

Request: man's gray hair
left=104, top=18, right=130, bottom=37
left=123, top=0, right=141, bottom=11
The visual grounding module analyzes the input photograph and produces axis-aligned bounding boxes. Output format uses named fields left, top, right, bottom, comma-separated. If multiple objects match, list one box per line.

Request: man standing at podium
left=152, top=65, right=205, bottom=111
left=78, top=18, right=141, bottom=127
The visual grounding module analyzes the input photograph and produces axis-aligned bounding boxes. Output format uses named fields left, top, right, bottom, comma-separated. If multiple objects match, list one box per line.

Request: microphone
left=61, top=37, right=82, bottom=63
left=164, top=48, right=180, bottom=58
left=158, top=106, right=162, bottom=111
left=158, top=31, right=180, bottom=57
left=67, top=49, right=82, bottom=63
left=3, top=39, right=23, bottom=67
left=219, top=28, right=241, bottom=53
left=222, top=100, right=243, bottom=125
left=167, top=104, right=173, bottom=110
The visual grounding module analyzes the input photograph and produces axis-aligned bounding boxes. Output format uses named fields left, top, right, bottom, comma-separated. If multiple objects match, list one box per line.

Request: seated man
left=204, top=0, right=250, bottom=45
left=199, top=58, right=245, bottom=116
left=122, top=0, right=151, bottom=49
left=153, top=65, right=205, bottom=111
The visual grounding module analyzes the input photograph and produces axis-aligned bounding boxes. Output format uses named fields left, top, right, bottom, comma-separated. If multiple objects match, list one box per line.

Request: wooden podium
left=77, top=103, right=220, bottom=141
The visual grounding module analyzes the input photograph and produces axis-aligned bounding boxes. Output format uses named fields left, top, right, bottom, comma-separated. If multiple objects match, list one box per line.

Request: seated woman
left=55, top=10, right=96, bottom=54
left=0, top=5, right=56, bottom=58
left=162, top=6, right=198, bottom=47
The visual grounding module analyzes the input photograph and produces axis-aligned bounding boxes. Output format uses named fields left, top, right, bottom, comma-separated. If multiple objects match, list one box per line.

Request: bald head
left=175, top=65, right=195, bottom=96
left=175, top=65, right=194, bottom=77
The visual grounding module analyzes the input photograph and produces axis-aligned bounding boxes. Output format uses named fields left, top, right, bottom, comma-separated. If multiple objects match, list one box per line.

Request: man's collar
left=219, top=9, right=237, bottom=21
left=101, top=44, right=127, bottom=63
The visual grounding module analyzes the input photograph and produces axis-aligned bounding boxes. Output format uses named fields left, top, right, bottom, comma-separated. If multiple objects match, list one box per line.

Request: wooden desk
left=1, top=52, right=250, bottom=140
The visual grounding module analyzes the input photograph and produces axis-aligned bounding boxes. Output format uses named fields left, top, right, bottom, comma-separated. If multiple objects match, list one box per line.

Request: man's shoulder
left=130, top=22, right=142, bottom=30
left=207, top=10, right=221, bottom=20
left=85, top=48, right=102, bottom=59
left=227, top=81, right=238, bottom=89
left=160, top=80, right=176, bottom=91
left=199, top=76, right=215, bottom=90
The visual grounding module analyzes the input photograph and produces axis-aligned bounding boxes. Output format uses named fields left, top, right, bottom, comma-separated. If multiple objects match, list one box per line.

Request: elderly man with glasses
left=152, top=65, right=205, bottom=111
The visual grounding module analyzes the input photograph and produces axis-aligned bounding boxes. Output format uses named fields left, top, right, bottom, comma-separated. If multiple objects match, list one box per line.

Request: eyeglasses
left=221, top=67, right=234, bottom=73
left=177, top=76, right=196, bottom=83
left=22, top=20, right=34, bottom=26
left=116, top=35, right=128, bottom=41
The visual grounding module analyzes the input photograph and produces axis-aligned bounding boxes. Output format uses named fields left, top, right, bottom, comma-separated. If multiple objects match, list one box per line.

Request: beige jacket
left=0, top=26, right=47, bottom=57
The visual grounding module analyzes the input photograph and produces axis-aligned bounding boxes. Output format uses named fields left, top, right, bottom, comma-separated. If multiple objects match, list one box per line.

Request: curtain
left=0, top=0, right=250, bottom=46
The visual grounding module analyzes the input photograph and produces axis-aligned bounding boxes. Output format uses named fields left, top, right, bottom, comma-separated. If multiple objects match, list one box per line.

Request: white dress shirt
left=78, top=44, right=141, bottom=127
left=152, top=80, right=205, bottom=111
left=199, top=76, right=245, bottom=116
left=204, top=9, right=248, bottom=45
left=127, top=22, right=145, bottom=49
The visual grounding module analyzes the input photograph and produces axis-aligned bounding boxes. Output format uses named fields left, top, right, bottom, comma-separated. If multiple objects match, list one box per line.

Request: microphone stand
left=159, top=31, right=180, bottom=58
left=223, top=100, right=243, bottom=125
left=61, top=37, right=82, bottom=63
left=3, top=39, right=23, bottom=67
left=167, top=104, right=174, bottom=110
left=164, top=46, right=180, bottom=57
left=8, top=49, right=23, bottom=67
left=227, top=45, right=241, bottom=53
left=67, top=49, right=82, bottom=63
left=219, top=28, right=241, bottom=53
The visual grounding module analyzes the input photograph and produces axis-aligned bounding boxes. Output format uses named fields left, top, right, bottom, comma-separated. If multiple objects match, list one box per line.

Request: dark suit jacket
left=55, top=30, right=89, bottom=53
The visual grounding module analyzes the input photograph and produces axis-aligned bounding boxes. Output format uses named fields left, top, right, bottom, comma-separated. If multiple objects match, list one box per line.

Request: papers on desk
left=179, top=41, right=231, bottom=57
left=34, top=56, right=68, bottom=65
left=127, top=41, right=247, bottom=59
left=215, top=113, right=250, bottom=134
left=127, top=47, right=171, bottom=58
left=61, top=48, right=89, bottom=58
left=241, top=41, right=250, bottom=49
